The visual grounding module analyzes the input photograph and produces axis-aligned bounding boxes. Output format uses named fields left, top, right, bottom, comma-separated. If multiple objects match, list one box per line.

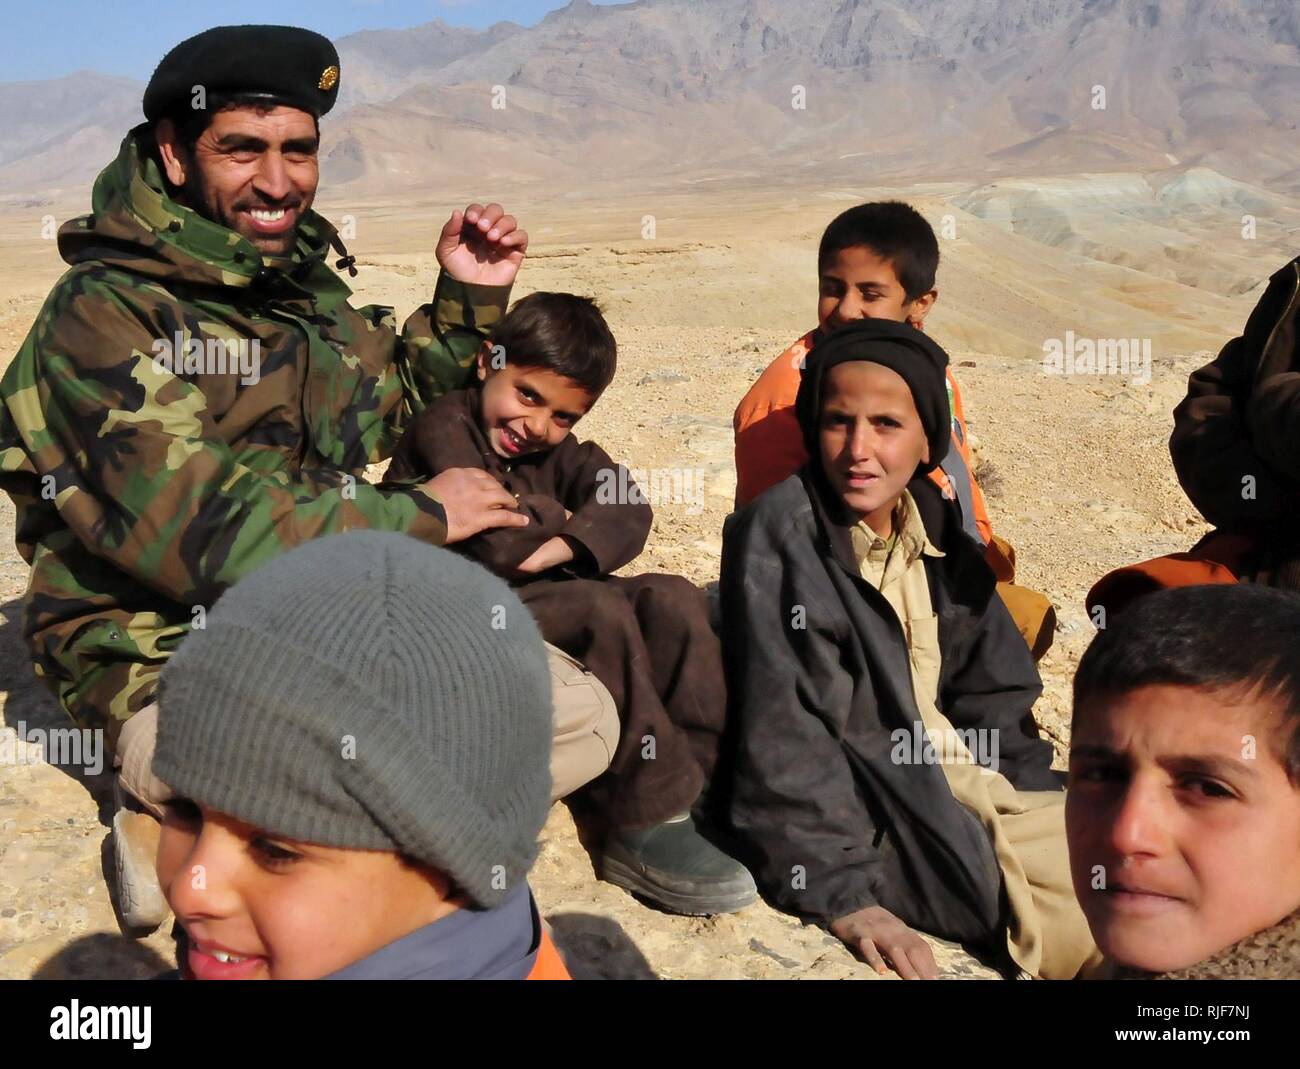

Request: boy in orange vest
left=733, top=201, right=1055, bottom=658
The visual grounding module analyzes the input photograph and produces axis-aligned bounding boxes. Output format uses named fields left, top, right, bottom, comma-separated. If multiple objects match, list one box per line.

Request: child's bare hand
left=423, top=468, right=527, bottom=544
left=829, top=905, right=939, bottom=979
left=515, top=536, right=575, bottom=575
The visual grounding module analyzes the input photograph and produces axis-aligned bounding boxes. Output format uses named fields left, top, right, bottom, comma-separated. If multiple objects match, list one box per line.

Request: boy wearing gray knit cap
left=150, top=530, right=569, bottom=980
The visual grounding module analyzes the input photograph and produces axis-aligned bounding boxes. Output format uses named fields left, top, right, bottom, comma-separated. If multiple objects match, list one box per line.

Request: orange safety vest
left=733, top=328, right=995, bottom=547
left=526, top=927, right=572, bottom=980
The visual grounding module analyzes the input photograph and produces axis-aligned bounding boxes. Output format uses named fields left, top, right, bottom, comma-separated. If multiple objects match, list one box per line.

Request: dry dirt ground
left=0, top=176, right=1278, bottom=980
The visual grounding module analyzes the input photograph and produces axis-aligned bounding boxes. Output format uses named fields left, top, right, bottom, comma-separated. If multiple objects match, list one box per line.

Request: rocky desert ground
left=1, top=172, right=1295, bottom=979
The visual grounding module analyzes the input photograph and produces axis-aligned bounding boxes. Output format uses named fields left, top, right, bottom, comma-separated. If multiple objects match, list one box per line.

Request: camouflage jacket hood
left=0, top=126, right=509, bottom=749
left=65, top=124, right=353, bottom=297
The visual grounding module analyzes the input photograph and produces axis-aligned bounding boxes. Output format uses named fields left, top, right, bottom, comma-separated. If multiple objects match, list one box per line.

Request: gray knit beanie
left=152, top=531, right=553, bottom=909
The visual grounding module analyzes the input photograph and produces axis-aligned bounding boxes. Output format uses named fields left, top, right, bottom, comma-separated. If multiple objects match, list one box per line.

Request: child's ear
left=920, top=436, right=931, bottom=466
left=907, top=289, right=938, bottom=329
left=475, top=342, right=492, bottom=382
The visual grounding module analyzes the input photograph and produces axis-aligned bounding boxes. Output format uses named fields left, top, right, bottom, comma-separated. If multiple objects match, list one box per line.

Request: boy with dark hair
left=1067, top=583, right=1300, bottom=979
left=733, top=201, right=1056, bottom=659
left=719, top=317, right=1097, bottom=979
left=386, top=291, right=756, bottom=917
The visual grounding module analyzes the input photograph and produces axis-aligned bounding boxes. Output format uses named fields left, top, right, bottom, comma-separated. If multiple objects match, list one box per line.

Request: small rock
left=637, top=370, right=691, bottom=386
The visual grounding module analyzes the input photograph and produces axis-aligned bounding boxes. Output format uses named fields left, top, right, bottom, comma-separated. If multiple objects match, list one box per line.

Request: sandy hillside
left=0, top=176, right=1284, bottom=979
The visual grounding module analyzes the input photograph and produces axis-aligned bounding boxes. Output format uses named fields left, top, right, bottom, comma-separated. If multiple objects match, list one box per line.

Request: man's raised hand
left=436, top=203, right=528, bottom=288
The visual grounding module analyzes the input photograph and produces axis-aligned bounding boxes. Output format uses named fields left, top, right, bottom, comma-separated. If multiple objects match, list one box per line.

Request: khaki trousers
left=115, top=642, right=618, bottom=818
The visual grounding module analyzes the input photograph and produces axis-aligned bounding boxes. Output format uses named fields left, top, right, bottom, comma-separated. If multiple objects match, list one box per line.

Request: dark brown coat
left=386, top=386, right=722, bottom=827
left=1171, top=255, right=1300, bottom=531
left=385, top=387, right=652, bottom=578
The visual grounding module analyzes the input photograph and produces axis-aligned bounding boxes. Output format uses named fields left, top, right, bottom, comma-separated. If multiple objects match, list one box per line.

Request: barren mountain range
left=2, top=0, right=1298, bottom=201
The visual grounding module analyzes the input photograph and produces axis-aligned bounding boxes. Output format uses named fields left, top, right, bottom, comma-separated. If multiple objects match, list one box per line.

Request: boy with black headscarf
left=717, top=318, right=1098, bottom=979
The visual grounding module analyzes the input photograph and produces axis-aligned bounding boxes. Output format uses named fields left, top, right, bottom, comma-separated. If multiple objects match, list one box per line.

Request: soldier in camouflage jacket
left=0, top=121, right=521, bottom=752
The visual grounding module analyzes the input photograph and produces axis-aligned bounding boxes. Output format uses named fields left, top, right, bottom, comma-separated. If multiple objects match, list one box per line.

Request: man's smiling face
left=157, top=104, right=320, bottom=257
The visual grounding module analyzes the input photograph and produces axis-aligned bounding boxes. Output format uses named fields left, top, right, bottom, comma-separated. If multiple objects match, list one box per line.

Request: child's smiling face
left=817, top=245, right=936, bottom=334
left=1067, top=683, right=1300, bottom=973
left=475, top=347, right=596, bottom=459
left=157, top=800, right=458, bottom=979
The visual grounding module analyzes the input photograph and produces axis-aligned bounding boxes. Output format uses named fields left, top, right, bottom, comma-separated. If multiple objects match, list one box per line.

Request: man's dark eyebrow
left=213, top=134, right=319, bottom=153
left=214, top=134, right=267, bottom=151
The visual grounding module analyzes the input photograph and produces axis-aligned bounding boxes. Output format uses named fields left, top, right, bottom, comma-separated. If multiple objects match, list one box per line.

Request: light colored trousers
left=115, top=642, right=619, bottom=818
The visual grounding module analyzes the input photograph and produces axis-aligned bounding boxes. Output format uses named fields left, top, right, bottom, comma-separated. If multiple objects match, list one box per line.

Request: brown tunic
left=386, top=386, right=726, bottom=827
left=386, top=387, right=652, bottom=577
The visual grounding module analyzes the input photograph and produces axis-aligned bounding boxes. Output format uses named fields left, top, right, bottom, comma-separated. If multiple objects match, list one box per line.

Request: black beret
left=143, top=25, right=340, bottom=123
left=795, top=318, right=952, bottom=476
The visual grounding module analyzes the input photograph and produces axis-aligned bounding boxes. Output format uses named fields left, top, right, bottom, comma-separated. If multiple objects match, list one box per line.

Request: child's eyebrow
left=1163, top=754, right=1260, bottom=781
left=821, top=402, right=908, bottom=421
left=1070, top=744, right=1125, bottom=762
left=517, top=380, right=549, bottom=405
left=1070, top=745, right=1260, bottom=781
left=514, top=379, right=585, bottom=421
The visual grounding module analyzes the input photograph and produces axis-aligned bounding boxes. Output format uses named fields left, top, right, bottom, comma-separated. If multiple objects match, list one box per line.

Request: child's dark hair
left=489, top=292, right=617, bottom=396
left=817, top=201, right=939, bottom=302
left=1073, top=584, right=1300, bottom=784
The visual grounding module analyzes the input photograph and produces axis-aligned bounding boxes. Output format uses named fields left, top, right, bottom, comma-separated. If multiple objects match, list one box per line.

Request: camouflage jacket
left=0, top=126, right=509, bottom=747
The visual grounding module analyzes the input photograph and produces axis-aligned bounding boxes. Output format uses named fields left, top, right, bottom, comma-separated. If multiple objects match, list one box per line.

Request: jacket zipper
left=1259, top=260, right=1300, bottom=383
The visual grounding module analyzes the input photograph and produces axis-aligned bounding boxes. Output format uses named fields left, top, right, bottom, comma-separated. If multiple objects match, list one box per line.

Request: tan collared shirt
left=849, top=489, right=1098, bottom=979
left=851, top=490, right=946, bottom=714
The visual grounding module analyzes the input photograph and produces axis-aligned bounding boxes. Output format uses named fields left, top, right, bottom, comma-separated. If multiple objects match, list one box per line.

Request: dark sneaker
left=600, top=813, right=757, bottom=916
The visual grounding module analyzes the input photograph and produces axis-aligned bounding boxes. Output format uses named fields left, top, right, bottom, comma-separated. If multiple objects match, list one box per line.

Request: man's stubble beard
left=179, top=164, right=300, bottom=259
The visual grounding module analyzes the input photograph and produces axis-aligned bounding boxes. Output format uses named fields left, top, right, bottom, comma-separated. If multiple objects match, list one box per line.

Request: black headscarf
left=794, top=319, right=951, bottom=477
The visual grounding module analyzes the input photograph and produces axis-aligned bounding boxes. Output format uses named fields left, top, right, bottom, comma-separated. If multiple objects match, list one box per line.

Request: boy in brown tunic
left=386, top=292, right=755, bottom=915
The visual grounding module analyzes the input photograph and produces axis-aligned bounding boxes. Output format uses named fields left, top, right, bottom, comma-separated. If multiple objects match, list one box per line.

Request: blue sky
left=1, top=1, right=627, bottom=82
